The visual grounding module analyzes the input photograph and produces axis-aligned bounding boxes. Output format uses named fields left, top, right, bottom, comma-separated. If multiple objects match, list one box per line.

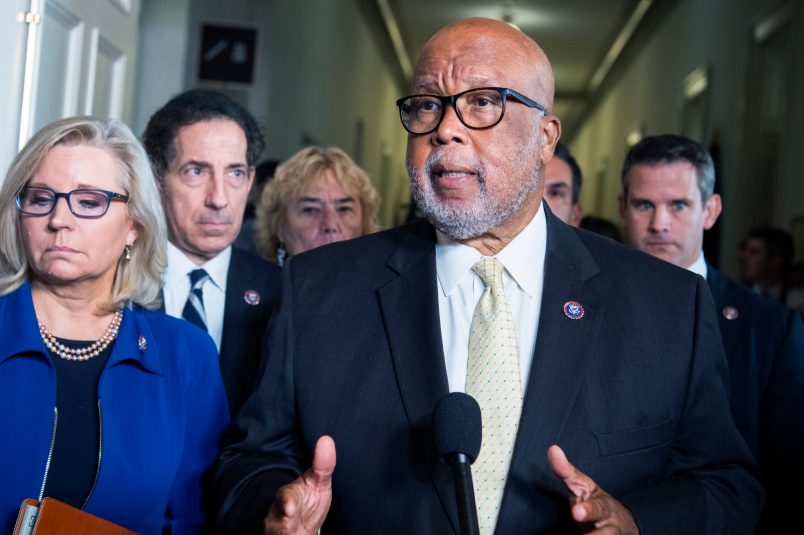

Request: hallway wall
left=133, top=0, right=410, bottom=229
left=258, top=0, right=410, bottom=227
left=571, top=0, right=803, bottom=275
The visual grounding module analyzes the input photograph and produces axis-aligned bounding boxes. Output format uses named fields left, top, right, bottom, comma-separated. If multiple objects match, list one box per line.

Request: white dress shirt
left=163, top=242, right=230, bottom=350
left=436, top=205, right=547, bottom=395
left=687, top=251, right=708, bottom=279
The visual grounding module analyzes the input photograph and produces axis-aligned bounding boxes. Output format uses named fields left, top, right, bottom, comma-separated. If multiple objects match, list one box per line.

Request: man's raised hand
left=264, top=436, right=336, bottom=535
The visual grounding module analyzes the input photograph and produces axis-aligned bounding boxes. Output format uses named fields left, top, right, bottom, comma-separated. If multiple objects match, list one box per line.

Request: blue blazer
left=707, top=267, right=804, bottom=532
left=216, top=209, right=763, bottom=534
left=0, top=282, right=229, bottom=535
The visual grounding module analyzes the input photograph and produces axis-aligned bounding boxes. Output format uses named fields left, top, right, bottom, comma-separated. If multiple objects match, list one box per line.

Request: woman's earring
left=124, top=245, right=132, bottom=261
left=276, top=243, right=287, bottom=267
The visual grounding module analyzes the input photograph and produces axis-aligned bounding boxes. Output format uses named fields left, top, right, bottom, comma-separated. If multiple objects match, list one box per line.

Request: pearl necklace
left=38, top=308, right=124, bottom=361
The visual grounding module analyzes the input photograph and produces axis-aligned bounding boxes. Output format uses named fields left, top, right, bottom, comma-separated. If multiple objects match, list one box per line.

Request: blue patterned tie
left=182, top=269, right=209, bottom=331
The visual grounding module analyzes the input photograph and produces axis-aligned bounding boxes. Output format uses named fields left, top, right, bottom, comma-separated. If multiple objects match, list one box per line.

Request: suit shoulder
left=229, top=246, right=281, bottom=290
left=289, top=222, right=427, bottom=274
left=711, top=270, right=800, bottom=327
left=231, top=246, right=280, bottom=274
left=574, top=227, right=699, bottom=286
left=708, top=270, right=751, bottom=307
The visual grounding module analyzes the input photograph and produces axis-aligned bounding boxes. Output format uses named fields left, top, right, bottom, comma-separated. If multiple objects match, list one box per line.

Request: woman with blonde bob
left=255, top=146, right=379, bottom=265
left=0, top=116, right=228, bottom=534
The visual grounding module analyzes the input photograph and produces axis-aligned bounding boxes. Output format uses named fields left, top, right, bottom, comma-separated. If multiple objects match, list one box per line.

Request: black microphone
left=432, top=392, right=482, bottom=535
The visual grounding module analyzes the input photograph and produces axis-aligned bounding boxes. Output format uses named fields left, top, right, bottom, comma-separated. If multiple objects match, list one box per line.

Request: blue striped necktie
left=182, top=269, right=209, bottom=331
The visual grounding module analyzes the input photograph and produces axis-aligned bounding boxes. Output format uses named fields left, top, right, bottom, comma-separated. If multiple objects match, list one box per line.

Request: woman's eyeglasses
left=16, top=186, right=129, bottom=219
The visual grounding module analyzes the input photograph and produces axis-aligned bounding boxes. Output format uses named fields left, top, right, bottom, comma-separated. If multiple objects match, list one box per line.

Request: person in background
left=235, top=159, right=279, bottom=254
left=543, top=142, right=582, bottom=225
left=254, top=145, right=379, bottom=265
left=0, top=116, right=228, bottom=534
left=739, top=226, right=794, bottom=304
left=546, top=144, right=623, bottom=241
left=579, top=214, right=622, bottom=242
left=618, top=133, right=804, bottom=533
left=216, top=19, right=761, bottom=535
left=142, top=89, right=280, bottom=414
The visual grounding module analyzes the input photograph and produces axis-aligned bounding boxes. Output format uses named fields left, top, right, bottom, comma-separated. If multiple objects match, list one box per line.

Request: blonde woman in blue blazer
left=0, top=116, right=228, bottom=534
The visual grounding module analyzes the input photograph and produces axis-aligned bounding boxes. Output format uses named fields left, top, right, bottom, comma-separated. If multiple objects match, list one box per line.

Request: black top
left=42, top=339, right=113, bottom=508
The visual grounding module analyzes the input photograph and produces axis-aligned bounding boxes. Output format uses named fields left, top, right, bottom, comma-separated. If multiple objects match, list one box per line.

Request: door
left=12, top=0, right=140, bottom=163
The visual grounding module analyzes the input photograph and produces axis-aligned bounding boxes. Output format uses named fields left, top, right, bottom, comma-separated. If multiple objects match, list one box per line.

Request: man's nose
left=433, top=104, right=467, bottom=145
left=206, top=177, right=228, bottom=209
left=649, top=207, right=669, bottom=232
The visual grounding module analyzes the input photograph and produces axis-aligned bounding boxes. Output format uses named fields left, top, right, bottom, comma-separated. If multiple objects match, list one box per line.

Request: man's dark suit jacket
left=216, top=210, right=762, bottom=534
left=163, top=247, right=280, bottom=414
left=707, top=267, right=804, bottom=532
left=218, top=247, right=280, bottom=414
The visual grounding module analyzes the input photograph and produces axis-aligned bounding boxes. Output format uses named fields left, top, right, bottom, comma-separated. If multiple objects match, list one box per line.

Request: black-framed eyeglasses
left=16, top=186, right=129, bottom=219
left=396, top=86, right=548, bottom=135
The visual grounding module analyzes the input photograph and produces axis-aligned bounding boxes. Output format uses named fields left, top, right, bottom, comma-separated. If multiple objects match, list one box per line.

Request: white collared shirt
left=436, top=205, right=547, bottom=395
left=163, top=242, right=230, bottom=350
left=687, top=251, right=708, bottom=280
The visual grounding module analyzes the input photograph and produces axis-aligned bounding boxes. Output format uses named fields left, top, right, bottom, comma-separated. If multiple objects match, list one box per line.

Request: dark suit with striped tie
left=166, top=247, right=280, bottom=415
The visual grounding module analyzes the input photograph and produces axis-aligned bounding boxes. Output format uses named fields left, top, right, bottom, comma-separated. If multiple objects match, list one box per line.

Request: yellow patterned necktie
left=466, top=257, right=522, bottom=535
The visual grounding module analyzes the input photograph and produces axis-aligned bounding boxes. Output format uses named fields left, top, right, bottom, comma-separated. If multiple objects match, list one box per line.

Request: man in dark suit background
left=143, top=89, right=280, bottom=414
left=216, top=19, right=762, bottom=534
left=739, top=226, right=795, bottom=304
left=618, top=133, right=804, bottom=532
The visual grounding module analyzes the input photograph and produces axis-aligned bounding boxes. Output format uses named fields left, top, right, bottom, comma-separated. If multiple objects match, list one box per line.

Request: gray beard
left=407, top=146, right=540, bottom=241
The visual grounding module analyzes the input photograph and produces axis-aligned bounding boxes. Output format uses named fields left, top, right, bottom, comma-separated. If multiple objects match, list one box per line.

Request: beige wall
left=571, top=0, right=803, bottom=276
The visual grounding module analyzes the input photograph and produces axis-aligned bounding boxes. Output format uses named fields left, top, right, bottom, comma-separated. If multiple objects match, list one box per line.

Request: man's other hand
left=547, top=445, right=639, bottom=534
left=264, top=436, right=336, bottom=535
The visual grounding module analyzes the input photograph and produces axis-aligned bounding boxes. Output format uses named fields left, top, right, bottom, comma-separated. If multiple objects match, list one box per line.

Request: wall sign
left=198, top=24, right=257, bottom=84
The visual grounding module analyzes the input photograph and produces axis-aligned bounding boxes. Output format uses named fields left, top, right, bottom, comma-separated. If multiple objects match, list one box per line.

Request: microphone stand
left=448, top=452, right=479, bottom=535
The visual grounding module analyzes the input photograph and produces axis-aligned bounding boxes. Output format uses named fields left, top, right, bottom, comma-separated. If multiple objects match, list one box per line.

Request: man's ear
left=569, top=203, right=583, bottom=227
left=703, top=193, right=722, bottom=230
left=540, top=115, right=561, bottom=165
left=247, top=166, right=256, bottom=192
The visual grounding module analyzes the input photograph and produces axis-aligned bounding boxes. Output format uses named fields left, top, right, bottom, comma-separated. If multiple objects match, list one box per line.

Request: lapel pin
left=722, top=306, right=739, bottom=320
left=244, top=289, right=261, bottom=306
left=563, top=301, right=585, bottom=320
left=138, top=335, right=147, bottom=352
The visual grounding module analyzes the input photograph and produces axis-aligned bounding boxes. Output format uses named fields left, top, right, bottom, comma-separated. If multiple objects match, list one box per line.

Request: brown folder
left=13, top=497, right=138, bottom=535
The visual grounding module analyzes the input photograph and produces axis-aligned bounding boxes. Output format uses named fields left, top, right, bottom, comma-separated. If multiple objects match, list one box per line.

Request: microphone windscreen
left=432, top=392, right=482, bottom=463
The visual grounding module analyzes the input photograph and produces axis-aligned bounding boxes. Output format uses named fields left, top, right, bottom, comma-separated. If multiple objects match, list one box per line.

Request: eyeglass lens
left=400, top=88, right=506, bottom=134
left=18, top=187, right=114, bottom=218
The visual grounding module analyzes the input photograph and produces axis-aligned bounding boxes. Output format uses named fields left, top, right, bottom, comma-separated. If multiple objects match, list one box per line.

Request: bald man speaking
left=216, top=19, right=762, bottom=535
